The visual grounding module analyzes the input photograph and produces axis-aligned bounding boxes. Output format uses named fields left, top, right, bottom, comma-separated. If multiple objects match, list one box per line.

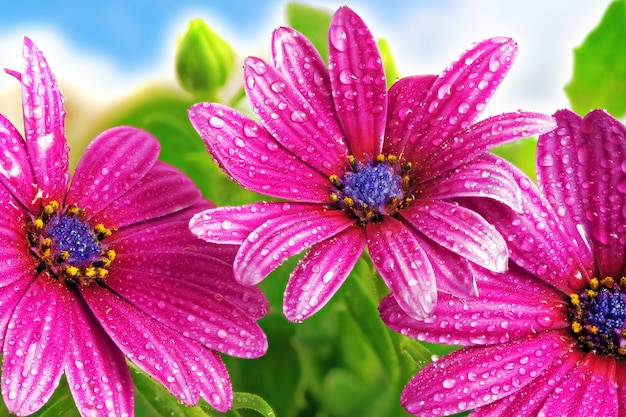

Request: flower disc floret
left=569, top=276, right=626, bottom=357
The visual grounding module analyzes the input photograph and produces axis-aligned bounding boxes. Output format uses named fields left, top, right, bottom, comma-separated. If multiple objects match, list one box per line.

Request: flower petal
left=234, top=207, right=355, bottom=285
left=90, top=161, right=200, bottom=227
left=284, top=225, right=366, bottom=322
left=244, top=55, right=348, bottom=175
left=8, top=37, right=69, bottom=201
left=615, top=360, right=626, bottom=417
left=82, top=285, right=233, bottom=411
left=421, top=153, right=523, bottom=212
left=366, top=217, right=437, bottom=320
left=404, top=37, right=517, bottom=162
left=2, top=275, right=70, bottom=416
left=384, top=74, right=437, bottom=155
left=0, top=114, right=37, bottom=209
left=400, top=199, right=508, bottom=273
left=190, top=201, right=321, bottom=245
left=328, top=6, right=387, bottom=158
left=67, top=126, right=160, bottom=216
left=465, top=165, right=593, bottom=294
left=106, top=268, right=268, bottom=358
left=472, top=348, right=584, bottom=417
left=420, top=111, right=555, bottom=181
left=400, top=329, right=575, bottom=417
left=65, top=292, right=133, bottom=417
left=380, top=264, right=569, bottom=346
left=538, top=109, right=626, bottom=278
left=538, top=352, right=618, bottom=417
left=188, top=102, right=330, bottom=202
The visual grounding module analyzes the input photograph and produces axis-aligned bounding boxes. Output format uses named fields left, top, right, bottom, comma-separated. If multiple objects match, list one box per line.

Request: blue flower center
left=569, top=277, right=626, bottom=357
left=329, top=154, right=410, bottom=224
left=47, top=215, right=102, bottom=265
left=27, top=200, right=117, bottom=285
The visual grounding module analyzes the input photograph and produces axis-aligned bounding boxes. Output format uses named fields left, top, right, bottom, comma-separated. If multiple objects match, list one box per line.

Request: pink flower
left=188, top=6, right=555, bottom=322
left=0, top=37, right=268, bottom=416
left=380, top=109, right=626, bottom=416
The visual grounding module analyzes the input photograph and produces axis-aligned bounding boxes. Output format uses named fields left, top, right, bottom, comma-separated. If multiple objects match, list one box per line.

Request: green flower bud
left=175, top=18, right=236, bottom=96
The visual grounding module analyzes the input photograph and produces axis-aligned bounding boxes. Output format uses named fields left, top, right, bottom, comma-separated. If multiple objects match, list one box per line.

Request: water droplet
left=217, top=329, right=228, bottom=339
left=442, top=378, right=456, bottom=389
left=458, top=102, right=470, bottom=114
left=329, top=26, right=348, bottom=51
left=290, top=110, right=307, bottom=123
left=209, top=116, right=225, bottom=129
left=271, top=81, right=286, bottom=93
left=488, top=55, right=501, bottom=72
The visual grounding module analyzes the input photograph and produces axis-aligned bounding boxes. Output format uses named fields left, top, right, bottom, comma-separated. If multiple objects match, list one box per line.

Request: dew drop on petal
left=209, top=116, right=225, bottom=129
left=329, top=26, right=348, bottom=52
left=442, top=378, right=456, bottom=389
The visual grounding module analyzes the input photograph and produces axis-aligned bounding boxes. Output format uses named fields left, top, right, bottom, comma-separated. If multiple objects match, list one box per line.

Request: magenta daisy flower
left=188, top=6, right=555, bottom=322
left=380, top=109, right=626, bottom=416
left=0, top=37, right=268, bottom=416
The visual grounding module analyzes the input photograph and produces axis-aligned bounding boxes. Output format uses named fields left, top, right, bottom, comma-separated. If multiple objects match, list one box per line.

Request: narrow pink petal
left=383, top=74, right=437, bottom=155
left=536, top=109, right=591, bottom=260
left=2, top=275, right=70, bottom=416
left=11, top=37, right=69, bottom=201
left=65, top=292, right=133, bottom=417
left=421, top=111, right=555, bottom=180
left=400, top=329, right=575, bottom=417
left=366, top=217, right=437, bottom=320
left=82, top=285, right=233, bottom=410
left=271, top=27, right=348, bottom=173
left=190, top=200, right=324, bottom=245
left=67, top=126, right=160, bottom=216
left=234, top=207, right=355, bottom=285
left=400, top=199, right=508, bottom=273
left=404, top=38, right=517, bottom=162
left=244, top=55, right=348, bottom=175
left=328, top=6, right=387, bottom=159
left=538, top=352, right=618, bottom=417
left=472, top=348, right=584, bottom=417
left=421, top=153, right=523, bottom=212
left=105, top=268, right=267, bottom=358
left=283, top=225, right=365, bottom=322
left=89, top=161, right=200, bottom=227
left=465, top=165, right=593, bottom=294
left=615, top=360, right=626, bottom=417
left=380, top=264, right=569, bottom=346
left=188, top=102, right=330, bottom=202
left=0, top=277, right=35, bottom=349
left=0, top=114, right=37, bottom=209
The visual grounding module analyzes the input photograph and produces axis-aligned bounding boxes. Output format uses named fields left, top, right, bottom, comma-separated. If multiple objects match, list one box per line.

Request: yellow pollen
left=619, top=346, right=626, bottom=355
left=388, top=155, right=398, bottom=165
left=330, top=192, right=340, bottom=203
left=65, top=205, right=84, bottom=217
left=590, top=278, right=599, bottom=290
left=94, top=224, right=112, bottom=239
left=42, top=237, right=52, bottom=249
left=376, top=154, right=385, bottom=163
left=571, top=321, right=582, bottom=333
left=601, top=276, right=615, bottom=288
left=84, top=267, right=96, bottom=278
left=343, top=197, right=354, bottom=207
left=33, top=218, right=44, bottom=230
left=348, top=155, right=357, bottom=170
left=57, top=251, right=70, bottom=262
left=64, top=266, right=79, bottom=277
left=621, top=276, right=626, bottom=288
left=106, top=250, right=116, bottom=262
left=96, top=268, right=108, bottom=279
left=569, top=293, right=580, bottom=306
left=44, top=202, right=58, bottom=215
left=586, top=289, right=597, bottom=298
left=589, top=325, right=599, bottom=335
left=329, top=174, right=342, bottom=188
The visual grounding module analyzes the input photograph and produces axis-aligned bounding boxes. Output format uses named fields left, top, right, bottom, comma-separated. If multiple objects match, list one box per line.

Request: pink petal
left=271, top=27, right=348, bottom=173
left=366, top=217, right=437, bottom=320
left=380, top=264, right=569, bottom=346
left=421, top=153, right=523, bottom=212
left=538, top=352, right=618, bottom=417
left=472, top=348, right=584, bottom=417
left=190, top=201, right=325, bottom=246
left=0, top=192, right=36, bottom=287
left=328, top=6, right=387, bottom=159
left=568, top=110, right=626, bottom=278
left=2, top=275, right=70, bottom=416
left=188, top=102, right=330, bottom=202
left=400, top=329, right=575, bottom=416
left=67, top=126, right=160, bottom=216
left=383, top=74, right=437, bottom=155
left=105, top=268, right=267, bottom=358
left=0, top=277, right=35, bottom=349
left=82, top=285, right=233, bottom=411
left=466, top=165, right=593, bottom=294
left=283, top=225, right=366, bottom=322
left=244, top=55, right=348, bottom=175
left=65, top=292, right=133, bottom=417
left=404, top=37, right=517, bottom=162
left=9, top=37, right=69, bottom=201
left=234, top=207, right=355, bottom=285
left=400, top=198, right=508, bottom=273
left=420, top=111, right=555, bottom=180
left=616, top=360, right=626, bottom=417
left=90, top=161, right=200, bottom=227
left=0, top=114, right=37, bottom=209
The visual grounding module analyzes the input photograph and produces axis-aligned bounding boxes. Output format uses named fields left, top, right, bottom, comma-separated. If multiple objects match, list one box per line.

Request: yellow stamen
left=571, top=321, right=582, bottom=333
left=84, top=267, right=96, bottom=278
left=376, top=154, right=385, bottom=163
left=33, top=218, right=44, bottom=230
left=330, top=192, right=340, bottom=203
left=343, top=197, right=354, bottom=207
left=569, top=293, right=580, bottom=306
left=387, top=155, right=398, bottom=165
left=589, top=278, right=599, bottom=290
left=64, top=266, right=79, bottom=277
left=329, top=174, right=342, bottom=188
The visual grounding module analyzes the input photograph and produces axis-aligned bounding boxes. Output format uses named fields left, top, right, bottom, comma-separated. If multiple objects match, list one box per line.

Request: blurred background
left=0, top=0, right=613, bottom=117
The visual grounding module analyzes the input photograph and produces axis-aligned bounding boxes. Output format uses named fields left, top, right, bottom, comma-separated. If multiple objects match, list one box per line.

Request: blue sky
left=0, top=0, right=614, bottom=116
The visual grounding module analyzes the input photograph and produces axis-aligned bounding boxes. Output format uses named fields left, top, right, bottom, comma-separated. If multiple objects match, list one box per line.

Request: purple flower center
left=47, top=215, right=101, bottom=265
left=329, top=154, right=411, bottom=224
left=569, top=277, right=626, bottom=357
left=27, top=200, right=116, bottom=285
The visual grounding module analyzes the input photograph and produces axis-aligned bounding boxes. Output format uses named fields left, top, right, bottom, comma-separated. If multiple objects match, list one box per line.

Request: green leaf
left=285, top=2, right=333, bottom=61
left=565, top=0, right=626, bottom=117
left=492, top=137, right=538, bottom=181
left=378, top=38, right=401, bottom=88
left=199, top=392, right=276, bottom=417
